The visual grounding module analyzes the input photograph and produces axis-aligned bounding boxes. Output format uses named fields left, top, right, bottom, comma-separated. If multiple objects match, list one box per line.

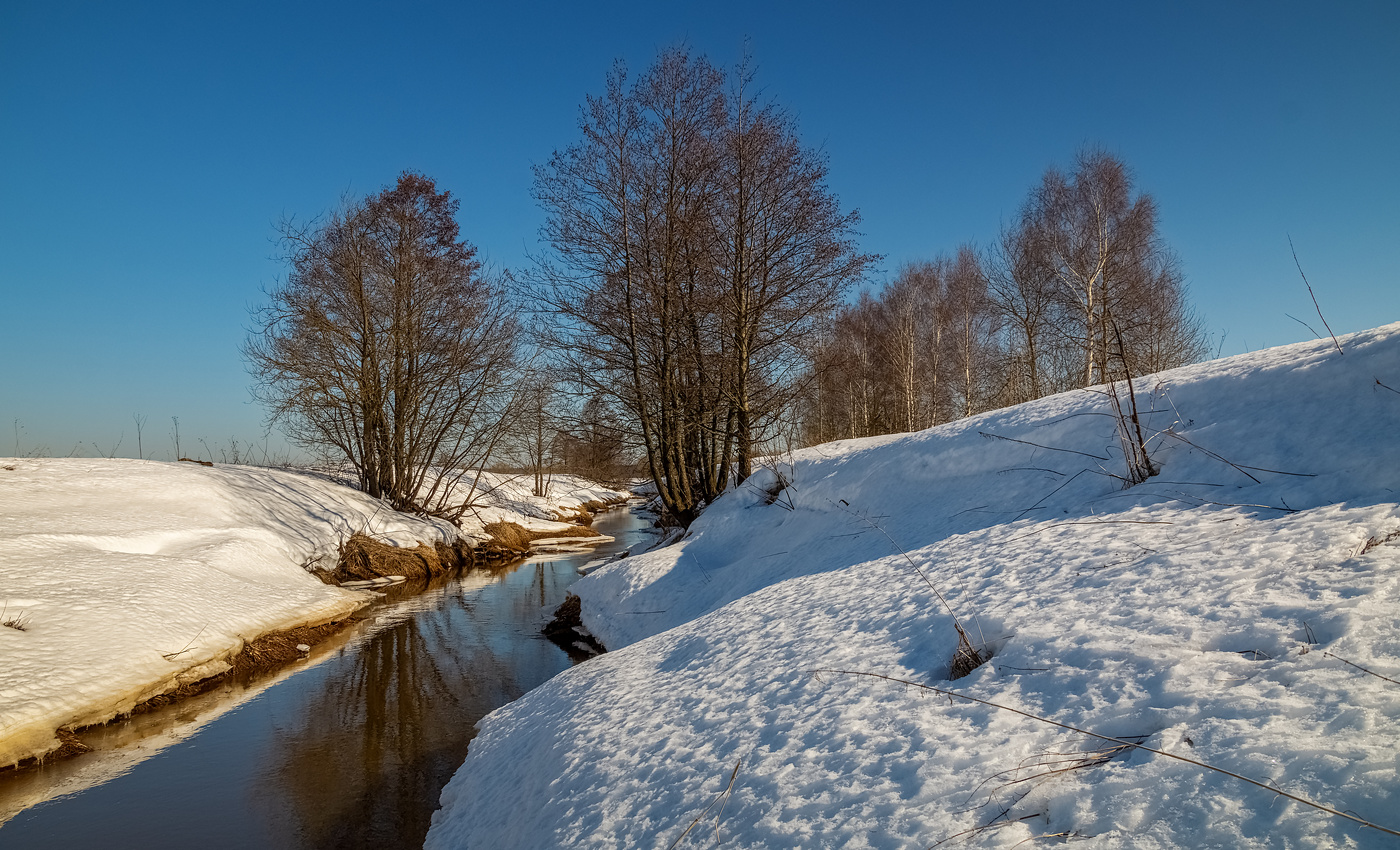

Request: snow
left=428, top=323, right=1400, bottom=849
left=452, top=472, right=631, bottom=542
left=0, top=461, right=628, bottom=770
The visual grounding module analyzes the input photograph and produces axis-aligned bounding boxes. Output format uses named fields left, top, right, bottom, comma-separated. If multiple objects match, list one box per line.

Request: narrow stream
left=0, top=503, right=656, bottom=849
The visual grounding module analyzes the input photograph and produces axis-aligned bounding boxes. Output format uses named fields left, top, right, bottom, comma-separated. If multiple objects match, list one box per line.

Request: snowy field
left=428, top=323, right=1400, bottom=849
left=0, top=461, right=626, bottom=769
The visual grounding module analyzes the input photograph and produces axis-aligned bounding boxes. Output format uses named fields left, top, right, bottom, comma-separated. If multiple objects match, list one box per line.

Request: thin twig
left=161, top=624, right=208, bottom=660
left=1005, top=519, right=1173, bottom=545
left=1164, top=490, right=1297, bottom=513
left=829, top=499, right=986, bottom=675
left=1321, top=651, right=1400, bottom=686
left=998, top=468, right=1067, bottom=477
left=1285, top=313, right=1322, bottom=339
left=1376, top=378, right=1400, bottom=397
left=1014, top=469, right=1091, bottom=522
left=666, top=758, right=743, bottom=850
left=813, top=669, right=1400, bottom=838
left=1157, top=430, right=1316, bottom=479
left=1289, top=235, right=1342, bottom=355
left=979, top=432, right=1108, bottom=461
left=1158, top=431, right=1260, bottom=483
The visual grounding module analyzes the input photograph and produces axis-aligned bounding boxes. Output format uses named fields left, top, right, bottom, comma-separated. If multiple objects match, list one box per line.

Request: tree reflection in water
left=254, top=558, right=580, bottom=850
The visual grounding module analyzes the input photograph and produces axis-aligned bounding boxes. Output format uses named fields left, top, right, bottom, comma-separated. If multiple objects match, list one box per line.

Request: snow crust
left=429, top=323, right=1400, bottom=848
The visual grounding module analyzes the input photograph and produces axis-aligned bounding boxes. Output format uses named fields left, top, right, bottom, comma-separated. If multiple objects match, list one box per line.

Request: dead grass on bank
left=324, top=534, right=472, bottom=584
left=484, top=520, right=600, bottom=551
left=133, top=620, right=355, bottom=714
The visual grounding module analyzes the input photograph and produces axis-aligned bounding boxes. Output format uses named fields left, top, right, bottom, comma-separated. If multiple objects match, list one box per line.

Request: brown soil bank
left=322, top=534, right=474, bottom=583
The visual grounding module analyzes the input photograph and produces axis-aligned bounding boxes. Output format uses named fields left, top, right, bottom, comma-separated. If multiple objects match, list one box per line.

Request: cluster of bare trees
left=245, top=173, right=520, bottom=521
left=246, top=66, right=1207, bottom=529
left=529, top=48, right=875, bottom=523
left=804, top=148, right=1206, bottom=442
left=503, top=373, right=629, bottom=496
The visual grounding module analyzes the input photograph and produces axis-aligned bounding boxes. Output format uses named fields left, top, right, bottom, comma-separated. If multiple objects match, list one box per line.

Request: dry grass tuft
left=1, top=604, right=31, bottom=632
left=949, top=635, right=987, bottom=680
left=485, top=520, right=600, bottom=552
left=330, top=533, right=471, bottom=583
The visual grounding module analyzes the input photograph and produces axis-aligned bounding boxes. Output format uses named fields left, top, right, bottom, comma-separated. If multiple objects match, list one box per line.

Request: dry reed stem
left=666, top=758, right=743, bottom=850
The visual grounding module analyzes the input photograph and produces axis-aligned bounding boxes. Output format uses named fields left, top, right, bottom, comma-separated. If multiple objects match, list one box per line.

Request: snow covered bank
left=428, top=323, right=1400, bottom=848
left=454, top=472, right=631, bottom=542
left=0, top=459, right=460, bottom=768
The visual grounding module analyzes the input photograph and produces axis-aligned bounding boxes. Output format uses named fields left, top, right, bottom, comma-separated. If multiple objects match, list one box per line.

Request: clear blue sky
left=2, top=1, right=1397, bottom=459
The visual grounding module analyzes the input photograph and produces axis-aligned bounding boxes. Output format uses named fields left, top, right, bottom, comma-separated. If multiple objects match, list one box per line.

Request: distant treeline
left=802, top=147, right=1206, bottom=443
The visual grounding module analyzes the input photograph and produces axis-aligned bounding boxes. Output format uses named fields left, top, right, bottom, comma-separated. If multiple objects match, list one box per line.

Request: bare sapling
left=752, top=453, right=797, bottom=511
left=133, top=413, right=147, bottom=459
left=1289, top=235, right=1342, bottom=355
left=1108, top=322, right=1158, bottom=486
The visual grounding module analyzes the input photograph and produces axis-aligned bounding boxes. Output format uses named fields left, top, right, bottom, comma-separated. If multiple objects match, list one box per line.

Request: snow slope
left=428, top=323, right=1400, bottom=849
left=0, top=459, right=464, bottom=768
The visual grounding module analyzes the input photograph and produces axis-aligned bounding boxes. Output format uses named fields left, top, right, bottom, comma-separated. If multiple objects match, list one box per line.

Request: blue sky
left=2, top=1, right=1397, bottom=459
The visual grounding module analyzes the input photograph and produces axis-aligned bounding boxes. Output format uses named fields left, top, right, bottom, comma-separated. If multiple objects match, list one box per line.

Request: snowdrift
left=428, top=323, right=1400, bottom=849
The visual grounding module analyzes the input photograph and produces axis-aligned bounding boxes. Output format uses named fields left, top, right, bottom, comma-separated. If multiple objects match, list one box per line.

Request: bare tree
left=715, top=58, right=876, bottom=479
left=246, top=172, right=520, bottom=522
left=877, top=262, right=947, bottom=432
left=532, top=48, right=872, bottom=524
left=132, top=413, right=147, bottom=460
left=557, top=392, right=629, bottom=487
left=801, top=151, right=1203, bottom=447
left=512, top=369, right=565, bottom=497
left=945, top=245, right=1001, bottom=418
left=985, top=219, right=1064, bottom=403
left=1021, top=147, right=1205, bottom=386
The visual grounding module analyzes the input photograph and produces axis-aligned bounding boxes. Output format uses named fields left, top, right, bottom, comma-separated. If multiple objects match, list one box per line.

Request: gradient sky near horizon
left=2, top=1, right=1397, bottom=460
